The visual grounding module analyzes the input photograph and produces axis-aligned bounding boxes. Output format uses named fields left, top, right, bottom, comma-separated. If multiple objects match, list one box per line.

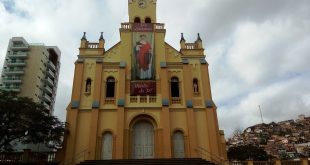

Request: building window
left=145, top=17, right=151, bottom=23
left=85, top=78, right=91, bottom=93
left=193, top=78, right=199, bottom=93
left=102, top=132, right=113, bottom=160
left=170, top=77, right=180, bottom=97
left=173, top=131, right=185, bottom=158
left=134, top=17, right=141, bottom=23
left=106, top=77, right=115, bottom=98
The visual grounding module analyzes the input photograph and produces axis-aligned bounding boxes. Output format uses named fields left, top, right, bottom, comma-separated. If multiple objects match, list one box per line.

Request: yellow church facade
left=63, top=0, right=227, bottom=164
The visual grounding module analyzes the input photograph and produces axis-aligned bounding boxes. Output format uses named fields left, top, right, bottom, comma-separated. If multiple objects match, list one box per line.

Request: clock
left=138, top=0, right=147, bottom=8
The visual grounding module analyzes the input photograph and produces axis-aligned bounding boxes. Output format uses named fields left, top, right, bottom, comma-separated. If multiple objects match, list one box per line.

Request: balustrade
left=154, top=23, right=165, bottom=30
left=104, top=98, right=116, bottom=105
left=120, top=23, right=165, bottom=31
left=121, top=23, right=132, bottom=30
left=185, top=43, right=197, bottom=49
left=87, top=43, right=99, bottom=49
left=129, top=96, right=157, bottom=104
left=171, top=97, right=181, bottom=104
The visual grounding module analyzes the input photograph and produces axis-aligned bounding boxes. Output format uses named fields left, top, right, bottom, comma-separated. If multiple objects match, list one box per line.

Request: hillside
left=227, top=114, right=310, bottom=159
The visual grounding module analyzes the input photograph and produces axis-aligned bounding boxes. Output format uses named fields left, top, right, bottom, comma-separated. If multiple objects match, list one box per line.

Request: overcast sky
left=1, top=0, right=310, bottom=138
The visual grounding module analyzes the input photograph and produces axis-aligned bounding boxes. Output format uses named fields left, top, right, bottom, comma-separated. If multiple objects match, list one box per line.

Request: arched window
left=134, top=17, right=141, bottom=23
left=102, top=132, right=113, bottom=160
left=193, top=78, right=199, bottom=93
left=171, top=77, right=180, bottom=97
left=173, top=131, right=185, bottom=158
left=85, top=78, right=91, bottom=93
left=145, top=17, right=151, bottom=23
left=106, top=77, right=115, bottom=98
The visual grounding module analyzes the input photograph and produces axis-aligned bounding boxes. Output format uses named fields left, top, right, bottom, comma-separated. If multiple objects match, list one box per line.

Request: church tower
left=128, top=0, right=157, bottom=23
left=63, top=1, right=227, bottom=164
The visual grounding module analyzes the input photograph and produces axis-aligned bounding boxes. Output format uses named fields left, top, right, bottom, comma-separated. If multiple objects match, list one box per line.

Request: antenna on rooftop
left=258, top=105, right=264, bottom=124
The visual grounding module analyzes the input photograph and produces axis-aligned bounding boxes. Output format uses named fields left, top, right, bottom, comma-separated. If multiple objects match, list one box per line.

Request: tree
left=227, top=145, right=269, bottom=161
left=303, top=147, right=310, bottom=157
left=279, top=151, right=290, bottom=160
left=0, top=90, right=65, bottom=152
left=232, top=127, right=243, bottom=138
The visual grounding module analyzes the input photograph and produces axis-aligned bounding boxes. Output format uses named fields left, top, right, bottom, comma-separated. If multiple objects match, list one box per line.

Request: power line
left=258, top=105, right=264, bottom=124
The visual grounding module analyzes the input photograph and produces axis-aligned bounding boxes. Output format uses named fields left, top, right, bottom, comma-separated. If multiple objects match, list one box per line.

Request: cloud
left=227, top=20, right=310, bottom=85
left=218, top=77, right=310, bottom=137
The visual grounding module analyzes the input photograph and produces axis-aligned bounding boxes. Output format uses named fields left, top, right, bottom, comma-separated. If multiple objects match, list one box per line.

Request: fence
left=0, top=149, right=59, bottom=165
left=230, top=159, right=309, bottom=165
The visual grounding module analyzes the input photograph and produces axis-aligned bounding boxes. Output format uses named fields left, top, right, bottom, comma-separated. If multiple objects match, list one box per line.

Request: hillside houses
left=227, top=115, right=310, bottom=159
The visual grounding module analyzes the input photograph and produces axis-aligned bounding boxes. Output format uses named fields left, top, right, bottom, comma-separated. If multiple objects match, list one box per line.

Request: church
left=63, top=0, right=227, bottom=164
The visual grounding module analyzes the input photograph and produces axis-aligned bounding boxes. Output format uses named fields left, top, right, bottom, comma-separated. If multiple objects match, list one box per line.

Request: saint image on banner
left=132, top=32, right=155, bottom=80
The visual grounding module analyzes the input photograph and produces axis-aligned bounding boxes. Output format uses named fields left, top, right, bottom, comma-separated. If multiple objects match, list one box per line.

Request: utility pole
left=258, top=105, right=264, bottom=124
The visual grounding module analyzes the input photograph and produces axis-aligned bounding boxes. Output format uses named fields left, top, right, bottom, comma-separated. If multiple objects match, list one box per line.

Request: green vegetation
left=0, top=90, right=65, bottom=152
left=227, top=145, right=269, bottom=161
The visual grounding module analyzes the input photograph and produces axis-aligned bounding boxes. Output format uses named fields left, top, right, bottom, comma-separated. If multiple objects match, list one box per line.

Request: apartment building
left=0, top=37, right=60, bottom=114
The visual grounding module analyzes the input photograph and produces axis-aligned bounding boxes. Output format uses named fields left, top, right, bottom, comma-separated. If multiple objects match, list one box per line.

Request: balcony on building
left=3, top=69, right=25, bottom=75
left=43, top=101, right=50, bottom=109
left=45, top=77, right=54, bottom=86
left=42, top=93, right=52, bottom=103
left=47, top=61, right=56, bottom=71
left=171, top=97, right=182, bottom=104
left=104, top=98, right=116, bottom=105
left=6, top=60, right=26, bottom=66
left=0, top=84, right=21, bottom=92
left=128, top=95, right=158, bottom=105
left=10, top=86, right=21, bottom=92
left=2, top=77, right=22, bottom=83
left=120, top=23, right=165, bottom=32
left=8, top=52, right=28, bottom=59
left=11, top=43, right=29, bottom=51
left=46, top=69, right=55, bottom=79
left=43, top=85, right=53, bottom=95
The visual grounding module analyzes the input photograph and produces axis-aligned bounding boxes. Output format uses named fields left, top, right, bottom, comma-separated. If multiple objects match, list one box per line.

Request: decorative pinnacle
left=99, top=32, right=104, bottom=40
left=81, top=32, right=87, bottom=40
left=180, top=33, right=185, bottom=42
left=197, top=33, right=202, bottom=42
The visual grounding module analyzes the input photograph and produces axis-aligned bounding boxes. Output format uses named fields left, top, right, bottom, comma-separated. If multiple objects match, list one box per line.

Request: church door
left=173, top=131, right=185, bottom=158
left=132, top=121, right=154, bottom=159
left=102, top=133, right=113, bottom=160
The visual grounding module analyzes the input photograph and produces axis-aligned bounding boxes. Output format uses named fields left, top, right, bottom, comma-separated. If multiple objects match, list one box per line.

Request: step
left=77, top=158, right=215, bottom=165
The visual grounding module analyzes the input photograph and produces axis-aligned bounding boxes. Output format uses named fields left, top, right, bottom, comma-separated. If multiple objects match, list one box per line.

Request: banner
left=131, top=24, right=155, bottom=81
left=133, top=23, right=153, bottom=32
left=130, top=81, right=156, bottom=96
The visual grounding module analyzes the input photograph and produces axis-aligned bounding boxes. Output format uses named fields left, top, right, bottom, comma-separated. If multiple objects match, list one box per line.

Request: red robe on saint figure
left=137, top=41, right=151, bottom=71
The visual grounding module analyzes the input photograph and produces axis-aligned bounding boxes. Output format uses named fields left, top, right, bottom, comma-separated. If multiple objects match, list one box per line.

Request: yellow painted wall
left=170, top=109, right=188, bottom=133
left=97, top=110, right=118, bottom=134
left=80, top=59, right=96, bottom=109
left=126, top=109, right=161, bottom=128
left=74, top=110, right=91, bottom=160
left=128, top=0, right=156, bottom=23
left=63, top=0, right=227, bottom=164
left=21, top=46, right=48, bottom=101
left=194, top=109, right=211, bottom=159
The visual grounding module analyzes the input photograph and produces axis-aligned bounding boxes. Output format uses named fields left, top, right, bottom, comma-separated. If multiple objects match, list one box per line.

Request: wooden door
left=173, top=131, right=185, bottom=158
left=132, top=121, right=154, bottom=159
left=102, top=133, right=113, bottom=159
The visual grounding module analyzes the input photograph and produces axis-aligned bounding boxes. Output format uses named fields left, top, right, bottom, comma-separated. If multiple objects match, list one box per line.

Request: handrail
left=196, top=146, right=226, bottom=165
left=65, top=149, right=87, bottom=165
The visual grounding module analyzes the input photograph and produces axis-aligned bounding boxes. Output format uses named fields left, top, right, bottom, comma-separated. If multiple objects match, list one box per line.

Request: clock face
left=138, top=0, right=147, bottom=8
